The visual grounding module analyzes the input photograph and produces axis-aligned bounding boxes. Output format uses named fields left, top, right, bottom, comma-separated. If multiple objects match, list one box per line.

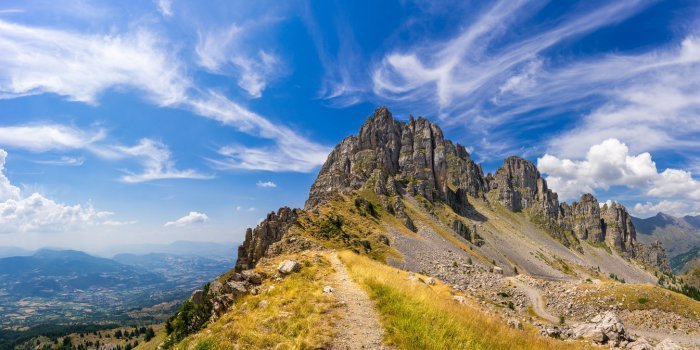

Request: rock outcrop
left=306, top=107, right=485, bottom=216
left=236, top=207, right=300, bottom=271
left=571, top=311, right=631, bottom=347
left=601, top=202, right=637, bottom=255
left=636, top=241, right=671, bottom=273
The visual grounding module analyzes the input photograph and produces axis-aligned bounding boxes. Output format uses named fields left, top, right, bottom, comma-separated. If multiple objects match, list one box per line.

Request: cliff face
left=237, top=107, right=668, bottom=272
left=236, top=207, right=299, bottom=271
left=306, top=107, right=485, bottom=216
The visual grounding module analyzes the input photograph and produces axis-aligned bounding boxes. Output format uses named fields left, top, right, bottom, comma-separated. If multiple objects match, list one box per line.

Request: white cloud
left=156, top=0, right=173, bottom=17
left=538, top=139, right=700, bottom=214
left=0, top=19, right=188, bottom=105
left=256, top=181, right=276, bottom=188
left=164, top=211, right=208, bottom=227
left=0, top=19, right=327, bottom=173
left=195, top=24, right=285, bottom=98
left=538, top=139, right=658, bottom=200
left=114, top=139, right=213, bottom=183
left=0, top=124, right=105, bottom=152
left=34, top=156, right=85, bottom=167
left=632, top=200, right=699, bottom=218
left=0, top=148, right=117, bottom=233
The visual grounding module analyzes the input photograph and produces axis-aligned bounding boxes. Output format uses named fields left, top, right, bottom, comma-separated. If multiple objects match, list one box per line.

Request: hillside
left=633, top=213, right=700, bottom=260
left=149, top=107, right=699, bottom=350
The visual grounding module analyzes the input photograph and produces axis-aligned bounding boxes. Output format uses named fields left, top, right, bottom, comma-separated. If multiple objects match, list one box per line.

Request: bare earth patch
left=329, top=252, right=389, bottom=350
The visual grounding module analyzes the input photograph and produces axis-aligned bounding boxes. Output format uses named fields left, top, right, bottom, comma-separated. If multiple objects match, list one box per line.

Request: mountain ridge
left=239, top=106, right=669, bottom=272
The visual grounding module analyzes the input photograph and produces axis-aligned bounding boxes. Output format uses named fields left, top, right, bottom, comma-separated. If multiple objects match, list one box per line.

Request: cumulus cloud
left=0, top=149, right=118, bottom=233
left=537, top=139, right=658, bottom=200
left=164, top=211, right=209, bottom=227
left=538, top=138, right=700, bottom=217
left=256, top=181, right=276, bottom=188
left=0, top=124, right=105, bottom=152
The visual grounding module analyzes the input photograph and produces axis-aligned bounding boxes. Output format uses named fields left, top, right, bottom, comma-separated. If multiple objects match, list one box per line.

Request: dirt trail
left=329, top=253, right=389, bottom=350
left=508, top=277, right=560, bottom=324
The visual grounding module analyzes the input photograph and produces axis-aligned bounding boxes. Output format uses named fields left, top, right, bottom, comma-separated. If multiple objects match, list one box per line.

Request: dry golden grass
left=338, top=251, right=594, bottom=350
left=173, top=252, right=339, bottom=350
left=576, top=282, right=700, bottom=320
left=134, top=330, right=167, bottom=350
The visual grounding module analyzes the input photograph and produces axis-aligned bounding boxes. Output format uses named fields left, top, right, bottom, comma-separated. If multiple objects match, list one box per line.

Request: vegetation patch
left=172, top=253, right=338, bottom=350
left=339, top=251, right=589, bottom=350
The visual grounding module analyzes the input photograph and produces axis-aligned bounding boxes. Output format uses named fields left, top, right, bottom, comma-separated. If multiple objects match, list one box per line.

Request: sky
left=0, top=0, right=699, bottom=252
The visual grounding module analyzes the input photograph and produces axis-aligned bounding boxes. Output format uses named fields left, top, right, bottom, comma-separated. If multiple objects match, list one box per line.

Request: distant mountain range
left=632, top=212, right=700, bottom=272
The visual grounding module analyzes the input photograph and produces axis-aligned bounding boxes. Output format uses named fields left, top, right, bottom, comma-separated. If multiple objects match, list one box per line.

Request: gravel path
left=508, top=276, right=560, bottom=324
left=329, top=253, right=389, bottom=350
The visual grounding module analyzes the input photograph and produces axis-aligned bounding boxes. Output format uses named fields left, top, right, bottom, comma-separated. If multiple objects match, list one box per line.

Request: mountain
left=633, top=212, right=700, bottom=261
left=153, top=107, right=700, bottom=350
left=0, top=246, right=33, bottom=258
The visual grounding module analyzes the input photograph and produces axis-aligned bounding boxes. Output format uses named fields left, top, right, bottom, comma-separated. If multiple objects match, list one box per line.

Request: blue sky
left=0, top=0, right=699, bottom=252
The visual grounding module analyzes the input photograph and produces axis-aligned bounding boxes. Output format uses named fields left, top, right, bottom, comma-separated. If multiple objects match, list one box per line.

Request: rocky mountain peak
left=238, top=107, right=669, bottom=274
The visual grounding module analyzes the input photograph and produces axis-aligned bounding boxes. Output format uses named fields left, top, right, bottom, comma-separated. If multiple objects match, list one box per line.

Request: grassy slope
left=338, top=251, right=595, bottom=350
left=576, top=282, right=700, bottom=320
left=168, top=252, right=338, bottom=350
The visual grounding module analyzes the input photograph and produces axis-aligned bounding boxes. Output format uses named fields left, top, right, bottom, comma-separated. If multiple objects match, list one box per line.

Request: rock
left=626, top=338, right=654, bottom=350
left=601, top=202, right=637, bottom=255
left=236, top=207, right=300, bottom=271
left=453, top=295, right=466, bottom=304
left=241, top=270, right=263, bottom=285
left=323, top=286, right=334, bottom=294
left=190, top=289, right=204, bottom=304
left=209, top=281, right=224, bottom=296
left=507, top=318, right=524, bottom=330
left=278, top=259, right=301, bottom=274
left=637, top=241, right=671, bottom=273
left=571, top=311, right=630, bottom=346
left=493, top=266, right=503, bottom=274
left=655, top=339, right=682, bottom=350
left=258, top=300, right=268, bottom=308
left=426, top=277, right=436, bottom=285
left=226, top=281, right=248, bottom=295
left=376, top=234, right=390, bottom=246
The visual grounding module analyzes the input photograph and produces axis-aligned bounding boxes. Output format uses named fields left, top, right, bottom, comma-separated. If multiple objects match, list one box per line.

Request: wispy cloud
left=195, top=21, right=286, bottom=98
left=164, top=211, right=208, bottom=227
left=114, top=139, right=213, bottom=183
left=0, top=18, right=328, bottom=173
left=256, top=180, right=276, bottom=188
left=0, top=124, right=105, bottom=152
left=156, top=0, right=173, bottom=17
left=33, top=156, right=85, bottom=167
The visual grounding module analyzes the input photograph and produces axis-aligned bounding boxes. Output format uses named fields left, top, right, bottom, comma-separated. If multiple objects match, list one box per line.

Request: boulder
left=626, top=338, right=654, bottom=350
left=278, top=259, right=301, bottom=274
left=209, top=281, right=224, bottom=296
left=571, top=312, right=630, bottom=346
left=323, top=286, right=334, bottom=294
left=493, top=266, right=503, bottom=275
left=453, top=295, right=466, bottom=304
left=655, top=339, right=682, bottom=350
left=226, top=281, right=248, bottom=295
left=241, top=270, right=263, bottom=285
left=507, top=318, right=524, bottom=330
left=425, top=277, right=436, bottom=285
left=189, top=289, right=204, bottom=304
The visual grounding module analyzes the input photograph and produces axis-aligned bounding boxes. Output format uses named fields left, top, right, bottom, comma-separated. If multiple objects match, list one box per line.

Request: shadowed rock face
left=235, top=107, right=669, bottom=272
left=236, top=207, right=299, bottom=271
